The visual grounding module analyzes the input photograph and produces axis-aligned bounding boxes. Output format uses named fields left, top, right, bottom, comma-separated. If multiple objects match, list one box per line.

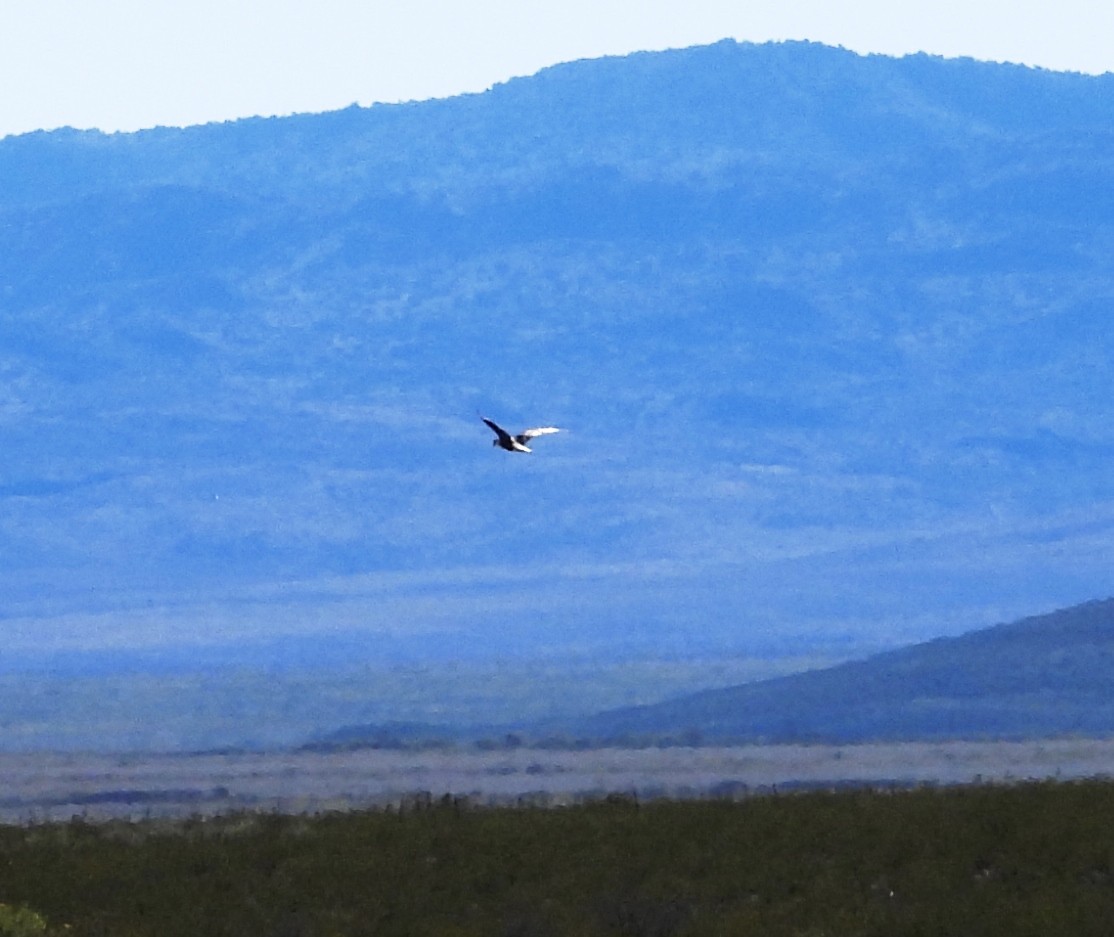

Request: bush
left=0, top=904, right=48, bottom=937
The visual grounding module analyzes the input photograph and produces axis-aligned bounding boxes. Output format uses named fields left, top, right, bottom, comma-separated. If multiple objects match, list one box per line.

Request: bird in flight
left=482, top=417, right=561, bottom=453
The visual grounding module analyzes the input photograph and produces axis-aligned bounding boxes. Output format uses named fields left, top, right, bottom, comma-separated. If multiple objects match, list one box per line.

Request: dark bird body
left=482, top=417, right=561, bottom=453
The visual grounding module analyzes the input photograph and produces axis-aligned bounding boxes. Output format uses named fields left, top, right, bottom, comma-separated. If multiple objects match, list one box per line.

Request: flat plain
left=3, top=737, right=1113, bottom=823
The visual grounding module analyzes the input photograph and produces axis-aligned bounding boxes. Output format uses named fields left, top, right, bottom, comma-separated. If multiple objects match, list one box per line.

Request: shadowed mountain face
left=1, top=41, right=1113, bottom=750
left=562, top=598, right=1114, bottom=744
left=310, top=597, right=1114, bottom=749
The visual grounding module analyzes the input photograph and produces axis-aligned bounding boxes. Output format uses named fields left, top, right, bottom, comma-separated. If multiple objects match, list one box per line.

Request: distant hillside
left=556, top=598, right=1114, bottom=744
left=2, top=40, right=1114, bottom=753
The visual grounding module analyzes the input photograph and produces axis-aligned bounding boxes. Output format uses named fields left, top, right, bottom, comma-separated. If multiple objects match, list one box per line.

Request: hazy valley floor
left=3, top=737, right=1114, bottom=823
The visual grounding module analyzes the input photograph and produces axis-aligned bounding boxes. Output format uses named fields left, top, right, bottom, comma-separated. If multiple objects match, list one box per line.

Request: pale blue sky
left=2, top=0, right=1112, bottom=138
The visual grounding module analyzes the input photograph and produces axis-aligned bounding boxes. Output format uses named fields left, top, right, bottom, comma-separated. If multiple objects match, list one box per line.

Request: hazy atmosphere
left=1, top=5, right=1113, bottom=752
left=4, top=16, right=1114, bottom=937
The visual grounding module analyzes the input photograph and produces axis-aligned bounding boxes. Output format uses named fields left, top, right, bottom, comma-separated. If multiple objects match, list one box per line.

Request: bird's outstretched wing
left=482, top=417, right=513, bottom=445
left=519, top=426, right=561, bottom=440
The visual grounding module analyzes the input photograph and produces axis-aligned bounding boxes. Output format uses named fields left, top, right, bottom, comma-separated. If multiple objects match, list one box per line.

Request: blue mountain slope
left=0, top=40, right=1112, bottom=724
left=563, top=598, right=1114, bottom=744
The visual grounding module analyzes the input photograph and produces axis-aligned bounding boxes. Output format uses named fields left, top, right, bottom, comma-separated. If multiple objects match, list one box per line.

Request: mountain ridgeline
left=313, top=598, right=1114, bottom=748
left=2, top=41, right=1114, bottom=752
left=561, top=598, right=1114, bottom=745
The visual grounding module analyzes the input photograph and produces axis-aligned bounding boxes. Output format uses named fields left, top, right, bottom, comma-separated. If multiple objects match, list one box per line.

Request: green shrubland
left=0, top=902, right=49, bottom=937
left=1, top=781, right=1112, bottom=935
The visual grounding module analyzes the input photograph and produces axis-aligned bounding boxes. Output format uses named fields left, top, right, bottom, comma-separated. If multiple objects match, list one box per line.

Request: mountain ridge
left=3, top=40, right=1113, bottom=209
left=308, top=597, right=1114, bottom=749
left=1, top=41, right=1113, bottom=751
left=560, top=597, right=1114, bottom=744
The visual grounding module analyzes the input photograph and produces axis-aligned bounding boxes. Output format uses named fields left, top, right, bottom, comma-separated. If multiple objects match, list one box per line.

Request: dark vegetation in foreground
left=3, top=781, right=1114, bottom=936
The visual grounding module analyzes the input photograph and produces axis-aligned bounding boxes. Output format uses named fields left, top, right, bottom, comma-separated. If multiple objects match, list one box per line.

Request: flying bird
left=482, top=417, right=561, bottom=453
